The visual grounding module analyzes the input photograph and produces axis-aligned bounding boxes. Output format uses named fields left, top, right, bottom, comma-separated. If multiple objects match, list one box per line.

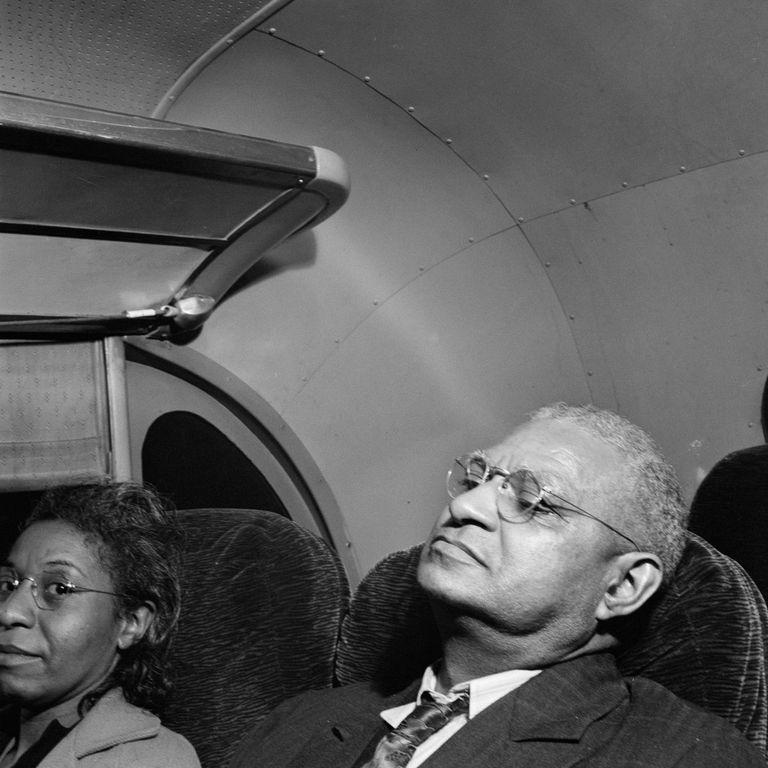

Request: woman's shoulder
left=142, top=723, right=201, bottom=767
left=72, top=689, right=201, bottom=767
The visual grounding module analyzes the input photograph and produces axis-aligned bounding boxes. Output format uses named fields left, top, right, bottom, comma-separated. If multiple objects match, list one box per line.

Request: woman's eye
left=43, top=580, right=75, bottom=596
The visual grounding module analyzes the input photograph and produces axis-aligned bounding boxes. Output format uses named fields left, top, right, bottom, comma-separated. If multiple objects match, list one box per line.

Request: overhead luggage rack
left=0, top=91, right=350, bottom=338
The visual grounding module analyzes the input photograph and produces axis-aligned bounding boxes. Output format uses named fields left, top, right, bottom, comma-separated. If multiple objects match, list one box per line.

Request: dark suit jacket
left=231, top=653, right=764, bottom=767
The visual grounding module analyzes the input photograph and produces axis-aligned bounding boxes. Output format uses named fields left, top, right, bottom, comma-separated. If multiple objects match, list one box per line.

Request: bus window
left=141, top=410, right=288, bottom=516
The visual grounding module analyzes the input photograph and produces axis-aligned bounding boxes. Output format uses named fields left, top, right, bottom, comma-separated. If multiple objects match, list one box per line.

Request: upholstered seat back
left=689, top=444, right=768, bottom=601
left=336, top=533, right=768, bottom=756
left=163, top=509, right=349, bottom=768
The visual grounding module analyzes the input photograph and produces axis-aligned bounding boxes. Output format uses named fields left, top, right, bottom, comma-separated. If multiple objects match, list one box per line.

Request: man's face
left=417, top=418, right=628, bottom=657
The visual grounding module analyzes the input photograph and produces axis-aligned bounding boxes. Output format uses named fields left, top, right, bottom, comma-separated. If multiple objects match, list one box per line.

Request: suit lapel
left=299, top=680, right=421, bottom=768
left=419, top=653, right=627, bottom=768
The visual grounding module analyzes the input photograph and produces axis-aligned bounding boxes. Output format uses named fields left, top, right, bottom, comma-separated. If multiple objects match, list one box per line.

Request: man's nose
left=447, top=479, right=501, bottom=529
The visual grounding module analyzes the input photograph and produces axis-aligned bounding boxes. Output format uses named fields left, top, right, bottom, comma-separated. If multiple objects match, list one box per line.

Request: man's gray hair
left=529, top=403, right=688, bottom=581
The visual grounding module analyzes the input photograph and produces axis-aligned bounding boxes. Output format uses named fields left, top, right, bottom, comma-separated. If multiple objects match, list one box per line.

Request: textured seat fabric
left=689, top=444, right=768, bottom=600
left=336, top=532, right=768, bottom=756
left=162, top=509, right=350, bottom=768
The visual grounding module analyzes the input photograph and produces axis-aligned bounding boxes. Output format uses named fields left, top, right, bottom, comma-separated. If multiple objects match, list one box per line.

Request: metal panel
left=165, top=34, right=595, bottom=568
left=267, top=0, right=768, bottom=220
left=284, top=230, right=590, bottom=569
left=167, top=33, right=513, bottom=411
left=0, top=0, right=284, bottom=115
left=522, top=155, right=768, bottom=499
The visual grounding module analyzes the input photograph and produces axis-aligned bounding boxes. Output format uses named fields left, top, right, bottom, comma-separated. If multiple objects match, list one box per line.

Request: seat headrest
left=164, top=508, right=350, bottom=767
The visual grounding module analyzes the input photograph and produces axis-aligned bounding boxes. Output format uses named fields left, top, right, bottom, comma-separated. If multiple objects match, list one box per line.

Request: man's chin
left=417, top=557, right=472, bottom=604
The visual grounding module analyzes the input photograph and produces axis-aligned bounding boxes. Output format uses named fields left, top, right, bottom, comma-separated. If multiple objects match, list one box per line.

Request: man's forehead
left=484, top=419, right=620, bottom=487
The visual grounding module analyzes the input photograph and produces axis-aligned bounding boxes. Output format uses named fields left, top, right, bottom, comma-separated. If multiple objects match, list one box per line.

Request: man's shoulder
left=619, top=675, right=765, bottom=765
left=230, top=680, right=412, bottom=768
left=626, top=673, right=738, bottom=726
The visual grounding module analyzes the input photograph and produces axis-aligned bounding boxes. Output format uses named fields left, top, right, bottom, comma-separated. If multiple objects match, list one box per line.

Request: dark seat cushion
left=336, top=532, right=768, bottom=755
left=163, top=509, right=349, bottom=768
left=689, top=444, right=768, bottom=600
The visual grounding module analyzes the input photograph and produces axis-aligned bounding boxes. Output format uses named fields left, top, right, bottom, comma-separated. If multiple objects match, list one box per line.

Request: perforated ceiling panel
left=0, top=0, right=277, bottom=115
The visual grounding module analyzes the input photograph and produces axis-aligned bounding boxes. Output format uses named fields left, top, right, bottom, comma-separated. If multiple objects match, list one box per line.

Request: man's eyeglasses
left=446, top=453, right=640, bottom=550
left=0, top=568, right=124, bottom=612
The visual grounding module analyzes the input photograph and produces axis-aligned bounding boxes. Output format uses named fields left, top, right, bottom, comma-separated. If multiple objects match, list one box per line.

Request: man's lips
left=0, top=644, right=37, bottom=657
left=430, top=534, right=484, bottom=565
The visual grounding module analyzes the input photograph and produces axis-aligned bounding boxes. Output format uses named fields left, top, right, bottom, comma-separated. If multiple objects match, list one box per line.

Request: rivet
left=749, top=422, right=755, bottom=428
left=621, top=181, right=628, bottom=188
left=418, top=266, right=425, bottom=272
left=482, top=173, right=489, bottom=180
left=518, top=217, right=525, bottom=223
left=569, top=314, right=575, bottom=320
left=468, top=237, right=474, bottom=243
left=407, top=106, right=415, bottom=113
left=758, top=365, right=763, bottom=372
left=226, top=38, right=234, bottom=45
left=544, top=261, right=551, bottom=268
left=168, top=95, right=175, bottom=101
left=587, top=371, right=593, bottom=377
left=569, top=198, right=576, bottom=205
left=363, top=75, right=371, bottom=82
left=373, top=300, right=379, bottom=306
left=345, top=541, right=352, bottom=548
left=445, top=138, right=453, bottom=144
left=297, top=178, right=305, bottom=185
left=739, top=149, right=746, bottom=157
left=268, top=27, right=276, bottom=34
left=318, top=49, right=326, bottom=57
left=679, top=166, right=686, bottom=173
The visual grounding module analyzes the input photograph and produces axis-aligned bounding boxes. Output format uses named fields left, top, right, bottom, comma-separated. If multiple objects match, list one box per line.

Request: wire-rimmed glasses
left=0, top=568, right=124, bottom=612
left=447, top=452, right=640, bottom=550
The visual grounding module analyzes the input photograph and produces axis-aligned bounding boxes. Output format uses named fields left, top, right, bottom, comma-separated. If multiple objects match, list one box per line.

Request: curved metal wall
left=4, top=0, right=768, bottom=571
left=166, top=34, right=591, bottom=569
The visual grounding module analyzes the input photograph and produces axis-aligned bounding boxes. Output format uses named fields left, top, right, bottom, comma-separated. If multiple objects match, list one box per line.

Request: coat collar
left=65, top=689, right=160, bottom=759
left=489, top=651, right=626, bottom=741
left=414, top=652, right=628, bottom=768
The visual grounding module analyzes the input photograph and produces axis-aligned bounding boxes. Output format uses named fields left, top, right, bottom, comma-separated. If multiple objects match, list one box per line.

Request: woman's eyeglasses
left=0, top=568, right=124, bottom=612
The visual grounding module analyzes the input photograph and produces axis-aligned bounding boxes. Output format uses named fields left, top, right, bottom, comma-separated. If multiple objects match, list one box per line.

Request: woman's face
left=0, top=520, right=130, bottom=713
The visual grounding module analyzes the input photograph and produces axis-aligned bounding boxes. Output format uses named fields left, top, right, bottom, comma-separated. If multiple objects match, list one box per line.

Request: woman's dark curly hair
left=25, top=481, right=182, bottom=714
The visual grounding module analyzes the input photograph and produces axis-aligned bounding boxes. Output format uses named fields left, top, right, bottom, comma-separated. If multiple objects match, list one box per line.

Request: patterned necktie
left=363, top=690, right=470, bottom=768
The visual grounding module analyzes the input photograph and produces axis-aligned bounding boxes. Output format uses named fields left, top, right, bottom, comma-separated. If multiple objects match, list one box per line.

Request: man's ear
left=116, top=601, right=156, bottom=651
left=596, top=553, right=663, bottom=621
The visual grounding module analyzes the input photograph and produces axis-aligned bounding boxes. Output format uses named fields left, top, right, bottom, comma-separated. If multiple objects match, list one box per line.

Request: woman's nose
left=447, top=479, right=501, bottom=529
left=0, top=582, right=37, bottom=628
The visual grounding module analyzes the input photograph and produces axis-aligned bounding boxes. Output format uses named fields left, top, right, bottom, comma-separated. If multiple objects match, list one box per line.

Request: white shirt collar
left=381, top=662, right=541, bottom=726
